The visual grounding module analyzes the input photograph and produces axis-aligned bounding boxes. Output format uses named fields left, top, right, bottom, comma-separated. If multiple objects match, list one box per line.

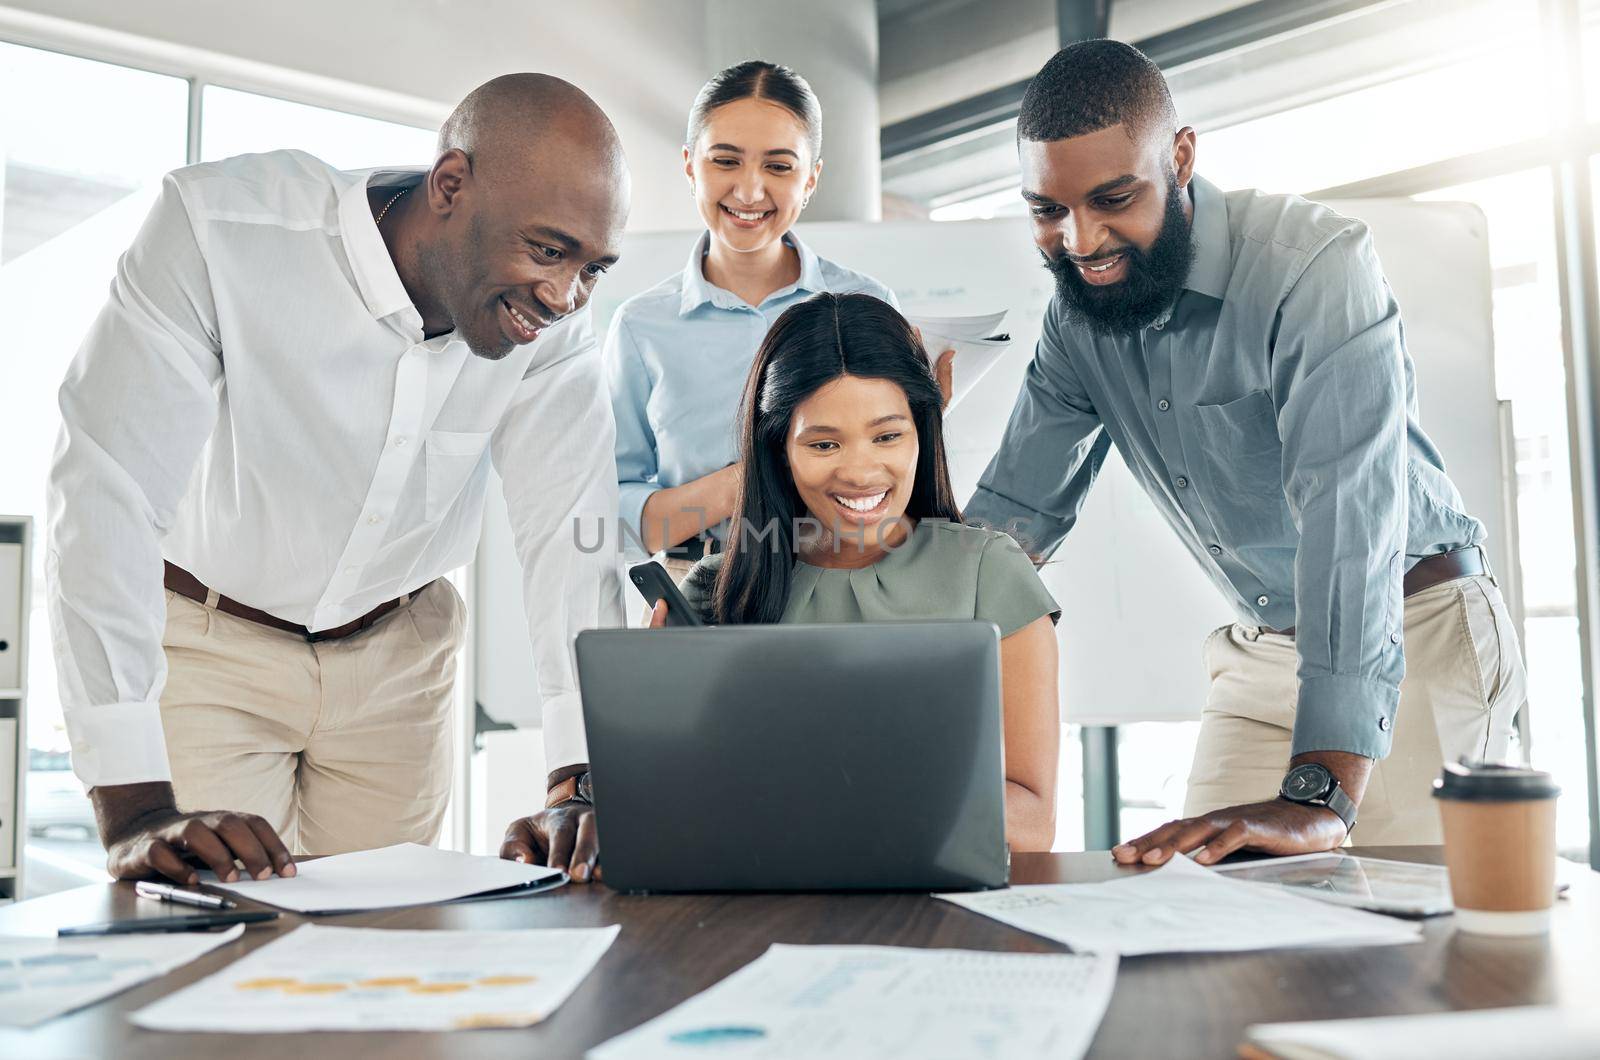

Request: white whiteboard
left=476, top=201, right=1512, bottom=727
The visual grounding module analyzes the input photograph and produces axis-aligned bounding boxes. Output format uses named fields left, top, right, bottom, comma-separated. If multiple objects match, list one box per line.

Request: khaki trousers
left=158, top=578, right=464, bottom=856
left=1183, top=575, right=1526, bottom=845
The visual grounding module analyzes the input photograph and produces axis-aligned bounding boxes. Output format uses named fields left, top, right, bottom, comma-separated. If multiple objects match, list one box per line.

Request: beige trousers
left=158, top=578, right=464, bottom=856
left=1183, top=575, right=1526, bottom=845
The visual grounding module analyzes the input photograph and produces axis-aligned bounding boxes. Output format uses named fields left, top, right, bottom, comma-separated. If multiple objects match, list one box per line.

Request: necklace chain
left=374, top=185, right=410, bottom=227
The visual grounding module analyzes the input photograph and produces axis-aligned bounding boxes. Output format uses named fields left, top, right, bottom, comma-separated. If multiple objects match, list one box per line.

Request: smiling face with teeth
left=1019, top=121, right=1197, bottom=335
left=685, top=97, right=819, bottom=266
left=785, top=374, right=919, bottom=560
left=400, top=86, right=629, bottom=361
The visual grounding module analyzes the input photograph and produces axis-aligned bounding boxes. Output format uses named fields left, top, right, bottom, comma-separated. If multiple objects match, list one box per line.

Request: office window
left=0, top=42, right=189, bottom=895
left=1117, top=722, right=1200, bottom=841
left=1200, top=51, right=1544, bottom=194
left=201, top=86, right=435, bottom=169
left=1585, top=0, right=1600, bottom=118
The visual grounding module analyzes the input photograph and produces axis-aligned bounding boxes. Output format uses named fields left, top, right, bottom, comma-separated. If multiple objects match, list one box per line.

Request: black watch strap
left=1322, top=783, right=1357, bottom=832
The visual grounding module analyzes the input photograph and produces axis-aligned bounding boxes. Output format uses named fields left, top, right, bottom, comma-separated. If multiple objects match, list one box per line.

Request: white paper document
left=131, top=922, right=619, bottom=1032
left=198, top=841, right=564, bottom=913
left=937, top=854, right=1420, bottom=955
left=589, top=944, right=1118, bottom=1060
left=0, top=924, right=243, bottom=1028
left=1244, top=1006, right=1600, bottom=1060
left=906, top=311, right=1014, bottom=409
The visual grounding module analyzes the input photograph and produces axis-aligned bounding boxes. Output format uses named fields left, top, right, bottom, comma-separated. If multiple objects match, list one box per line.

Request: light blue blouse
left=603, top=231, right=898, bottom=553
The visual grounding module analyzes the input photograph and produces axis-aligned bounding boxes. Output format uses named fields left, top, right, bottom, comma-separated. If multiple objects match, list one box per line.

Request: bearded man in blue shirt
left=968, top=40, right=1526, bottom=861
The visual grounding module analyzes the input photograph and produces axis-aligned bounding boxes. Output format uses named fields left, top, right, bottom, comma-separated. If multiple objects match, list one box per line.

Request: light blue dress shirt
left=605, top=231, right=897, bottom=551
left=967, top=175, right=1484, bottom=761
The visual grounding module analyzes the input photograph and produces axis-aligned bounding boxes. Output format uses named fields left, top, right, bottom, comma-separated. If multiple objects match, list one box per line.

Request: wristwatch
left=1278, top=762, right=1357, bottom=832
left=544, top=771, right=594, bottom=809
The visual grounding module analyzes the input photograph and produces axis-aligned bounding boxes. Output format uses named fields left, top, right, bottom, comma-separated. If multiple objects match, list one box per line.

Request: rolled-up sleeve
left=968, top=298, right=1111, bottom=560
left=1273, top=225, right=1407, bottom=760
left=601, top=311, right=660, bottom=554
left=47, top=175, right=224, bottom=789
left=493, top=309, right=627, bottom=772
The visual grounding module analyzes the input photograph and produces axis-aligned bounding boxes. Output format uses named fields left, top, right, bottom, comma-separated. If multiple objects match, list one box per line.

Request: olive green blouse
left=679, top=520, right=1060, bottom=636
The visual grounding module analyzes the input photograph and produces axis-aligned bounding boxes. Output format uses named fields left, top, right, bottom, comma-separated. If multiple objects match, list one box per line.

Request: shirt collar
left=338, top=167, right=425, bottom=325
left=677, top=229, right=828, bottom=316
left=1183, top=174, right=1231, bottom=301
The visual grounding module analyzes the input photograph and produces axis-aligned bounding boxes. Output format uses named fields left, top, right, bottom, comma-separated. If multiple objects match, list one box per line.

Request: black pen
left=59, top=909, right=279, bottom=937
left=135, top=880, right=235, bottom=910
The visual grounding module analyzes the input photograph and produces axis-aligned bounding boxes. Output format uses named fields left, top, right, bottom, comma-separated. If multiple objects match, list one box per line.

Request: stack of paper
left=1242, top=1006, right=1600, bottom=1060
left=590, top=944, right=1118, bottom=1060
left=937, top=854, right=1421, bottom=955
left=131, top=923, right=619, bottom=1032
left=0, top=924, right=244, bottom=1028
left=906, top=311, right=1014, bottom=409
left=199, top=841, right=564, bottom=913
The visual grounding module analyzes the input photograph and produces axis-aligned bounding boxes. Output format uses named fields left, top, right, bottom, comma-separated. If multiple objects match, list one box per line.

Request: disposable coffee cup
left=1432, top=760, right=1560, bottom=936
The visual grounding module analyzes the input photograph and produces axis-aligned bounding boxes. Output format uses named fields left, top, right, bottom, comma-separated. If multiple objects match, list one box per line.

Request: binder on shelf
left=0, top=542, right=21, bottom=690
left=0, top=718, right=15, bottom=871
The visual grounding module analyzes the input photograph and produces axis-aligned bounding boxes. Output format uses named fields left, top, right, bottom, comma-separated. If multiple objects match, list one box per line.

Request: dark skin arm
left=92, top=781, right=295, bottom=885
left=1112, top=750, right=1370, bottom=866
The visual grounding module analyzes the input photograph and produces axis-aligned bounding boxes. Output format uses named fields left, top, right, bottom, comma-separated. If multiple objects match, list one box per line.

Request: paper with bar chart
left=130, top=923, right=619, bottom=1032
left=0, top=925, right=244, bottom=1028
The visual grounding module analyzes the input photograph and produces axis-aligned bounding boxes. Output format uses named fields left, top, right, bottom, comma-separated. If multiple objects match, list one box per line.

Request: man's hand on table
left=500, top=763, right=600, bottom=882
left=500, top=804, right=599, bottom=882
left=1111, top=750, right=1372, bottom=867
left=92, top=781, right=295, bottom=885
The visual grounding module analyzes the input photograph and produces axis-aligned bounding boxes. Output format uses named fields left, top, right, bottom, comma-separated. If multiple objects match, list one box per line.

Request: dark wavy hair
left=701, top=292, right=962, bottom=625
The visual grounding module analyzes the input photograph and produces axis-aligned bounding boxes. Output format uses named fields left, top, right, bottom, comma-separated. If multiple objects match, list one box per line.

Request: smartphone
left=628, top=561, right=703, bottom=627
left=59, top=909, right=280, bottom=936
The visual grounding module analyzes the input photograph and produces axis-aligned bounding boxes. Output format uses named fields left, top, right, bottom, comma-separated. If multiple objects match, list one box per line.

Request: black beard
left=1042, top=175, right=1195, bottom=337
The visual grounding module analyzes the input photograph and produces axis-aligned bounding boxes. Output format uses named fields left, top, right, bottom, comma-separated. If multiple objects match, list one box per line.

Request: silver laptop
left=575, top=621, right=1009, bottom=893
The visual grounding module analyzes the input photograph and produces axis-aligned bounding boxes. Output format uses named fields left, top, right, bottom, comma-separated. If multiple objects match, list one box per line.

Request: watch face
left=1284, top=764, right=1330, bottom=801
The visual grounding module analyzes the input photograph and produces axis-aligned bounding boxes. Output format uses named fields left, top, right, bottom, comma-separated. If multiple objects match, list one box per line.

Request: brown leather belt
left=163, top=561, right=409, bottom=643
left=1264, top=546, right=1488, bottom=637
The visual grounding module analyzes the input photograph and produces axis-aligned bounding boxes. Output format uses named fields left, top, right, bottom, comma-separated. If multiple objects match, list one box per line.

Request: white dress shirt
left=47, top=149, right=623, bottom=789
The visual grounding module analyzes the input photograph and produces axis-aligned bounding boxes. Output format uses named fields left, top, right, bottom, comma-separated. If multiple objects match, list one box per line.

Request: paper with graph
left=906, top=311, right=1014, bottom=409
left=937, top=854, right=1420, bottom=955
left=0, top=925, right=244, bottom=1028
left=130, top=923, right=619, bottom=1032
left=590, top=944, right=1117, bottom=1060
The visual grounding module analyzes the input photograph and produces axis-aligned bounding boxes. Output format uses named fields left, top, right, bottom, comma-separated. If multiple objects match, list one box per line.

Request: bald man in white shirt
left=47, top=74, right=629, bottom=885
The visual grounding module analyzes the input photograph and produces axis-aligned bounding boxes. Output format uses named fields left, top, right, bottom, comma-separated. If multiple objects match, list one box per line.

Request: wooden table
left=2, top=847, right=1596, bottom=1059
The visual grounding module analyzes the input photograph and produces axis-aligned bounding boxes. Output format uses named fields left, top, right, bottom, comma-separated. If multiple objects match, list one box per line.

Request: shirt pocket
left=1192, top=390, right=1285, bottom=543
left=424, top=429, right=493, bottom=521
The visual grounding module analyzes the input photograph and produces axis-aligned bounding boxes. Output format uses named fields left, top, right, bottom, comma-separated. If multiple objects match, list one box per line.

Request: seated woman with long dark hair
left=661, top=291, right=1061, bottom=851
